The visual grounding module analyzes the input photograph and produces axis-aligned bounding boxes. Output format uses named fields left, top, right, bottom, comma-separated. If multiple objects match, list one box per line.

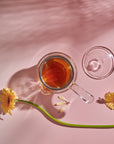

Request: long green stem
left=15, top=99, right=114, bottom=128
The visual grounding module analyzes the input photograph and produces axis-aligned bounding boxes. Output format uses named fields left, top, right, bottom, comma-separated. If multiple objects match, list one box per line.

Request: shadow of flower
left=7, top=65, right=65, bottom=119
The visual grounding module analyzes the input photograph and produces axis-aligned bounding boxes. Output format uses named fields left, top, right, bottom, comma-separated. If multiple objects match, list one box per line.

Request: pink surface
left=0, top=1, right=114, bottom=144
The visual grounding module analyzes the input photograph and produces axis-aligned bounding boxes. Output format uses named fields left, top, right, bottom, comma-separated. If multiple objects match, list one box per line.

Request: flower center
left=7, top=96, right=10, bottom=106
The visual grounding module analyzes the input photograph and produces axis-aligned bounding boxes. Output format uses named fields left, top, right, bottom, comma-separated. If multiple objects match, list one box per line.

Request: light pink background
left=0, top=1, right=114, bottom=144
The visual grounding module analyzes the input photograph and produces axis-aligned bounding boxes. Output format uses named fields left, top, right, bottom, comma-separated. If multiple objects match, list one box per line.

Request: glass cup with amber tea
left=37, top=52, right=94, bottom=104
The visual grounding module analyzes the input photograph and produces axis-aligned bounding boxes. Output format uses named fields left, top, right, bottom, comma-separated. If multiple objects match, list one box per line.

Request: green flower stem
left=15, top=99, right=114, bottom=128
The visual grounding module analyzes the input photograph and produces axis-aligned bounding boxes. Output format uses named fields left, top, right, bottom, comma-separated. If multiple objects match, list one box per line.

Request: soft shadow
left=7, top=65, right=65, bottom=119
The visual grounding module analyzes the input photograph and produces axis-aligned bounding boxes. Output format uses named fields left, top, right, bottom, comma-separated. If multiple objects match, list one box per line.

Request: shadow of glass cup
left=36, top=52, right=94, bottom=104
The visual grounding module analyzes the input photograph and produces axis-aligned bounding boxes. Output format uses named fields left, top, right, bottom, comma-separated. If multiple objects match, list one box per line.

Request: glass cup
left=82, top=46, right=114, bottom=80
left=36, top=52, right=94, bottom=104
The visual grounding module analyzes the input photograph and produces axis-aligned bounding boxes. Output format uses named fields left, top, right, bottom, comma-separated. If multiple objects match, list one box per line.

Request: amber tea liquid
left=40, top=56, right=74, bottom=90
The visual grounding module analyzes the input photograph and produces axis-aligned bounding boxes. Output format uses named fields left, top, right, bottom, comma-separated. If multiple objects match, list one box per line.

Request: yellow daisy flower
left=105, top=92, right=114, bottom=110
left=0, top=88, right=18, bottom=115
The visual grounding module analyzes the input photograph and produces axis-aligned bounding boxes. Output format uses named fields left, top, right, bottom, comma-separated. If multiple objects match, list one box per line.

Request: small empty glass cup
left=36, top=52, right=94, bottom=104
left=82, top=46, right=114, bottom=80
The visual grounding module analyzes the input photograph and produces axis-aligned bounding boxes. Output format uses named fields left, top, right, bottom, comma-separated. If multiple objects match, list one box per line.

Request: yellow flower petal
left=58, top=96, right=69, bottom=102
left=55, top=96, right=70, bottom=112
left=60, top=105, right=67, bottom=113
left=105, top=92, right=114, bottom=110
left=0, top=88, right=18, bottom=115
left=55, top=102, right=66, bottom=106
